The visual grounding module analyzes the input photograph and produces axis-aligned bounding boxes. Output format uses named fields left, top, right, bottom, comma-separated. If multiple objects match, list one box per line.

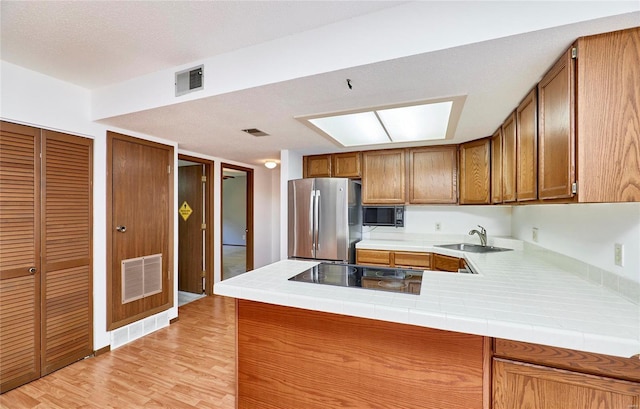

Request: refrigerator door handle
left=310, top=189, right=316, bottom=255
left=315, top=189, right=321, bottom=252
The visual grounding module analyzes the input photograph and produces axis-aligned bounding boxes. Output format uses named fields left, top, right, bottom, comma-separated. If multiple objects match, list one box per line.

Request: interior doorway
left=221, top=164, right=254, bottom=280
left=177, top=155, right=213, bottom=306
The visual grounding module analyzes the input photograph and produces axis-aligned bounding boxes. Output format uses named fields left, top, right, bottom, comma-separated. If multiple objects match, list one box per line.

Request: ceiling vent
left=175, top=65, right=204, bottom=97
left=242, top=128, right=269, bottom=137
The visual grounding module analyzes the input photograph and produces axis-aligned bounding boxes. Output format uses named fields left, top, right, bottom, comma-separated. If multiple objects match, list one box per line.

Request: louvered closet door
left=0, top=122, right=41, bottom=393
left=41, top=130, right=93, bottom=375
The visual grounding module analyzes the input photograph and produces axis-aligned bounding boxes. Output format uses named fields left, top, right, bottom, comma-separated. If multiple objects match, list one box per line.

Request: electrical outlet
left=435, top=222, right=441, bottom=231
left=532, top=227, right=538, bottom=243
left=614, top=243, right=624, bottom=267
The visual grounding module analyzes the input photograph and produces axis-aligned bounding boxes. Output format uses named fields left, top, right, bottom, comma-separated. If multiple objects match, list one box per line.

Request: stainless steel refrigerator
left=288, top=178, right=362, bottom=263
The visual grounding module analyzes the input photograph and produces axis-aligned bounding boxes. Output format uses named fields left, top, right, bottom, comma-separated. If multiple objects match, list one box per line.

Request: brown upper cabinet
left=303, top=152, right=361, bottom=178
left=459, top=138, right=491, bottom=205
left=361, top=149, right=406, bottom=204
left=490, top=128, right=503, bottom=204
left=501, top=112, right=517, bottom=203
left=408, top=146, right=458, bottom=204
left=516, top=88, right=538, bottom=201
left=539, top=27, right=640, bottom=202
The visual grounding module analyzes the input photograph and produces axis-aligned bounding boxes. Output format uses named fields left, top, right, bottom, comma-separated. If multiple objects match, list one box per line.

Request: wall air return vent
left=121, top=254, right=163, bottom=304
left=175, top=65, right=204, bottom=97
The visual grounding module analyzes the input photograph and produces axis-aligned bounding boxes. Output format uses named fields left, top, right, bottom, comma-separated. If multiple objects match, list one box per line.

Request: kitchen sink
left=435, top=243, right=512, bottom=253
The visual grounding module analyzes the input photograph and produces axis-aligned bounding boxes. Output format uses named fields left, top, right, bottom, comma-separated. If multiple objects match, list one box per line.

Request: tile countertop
left=213, top=238, right=639, bottom=359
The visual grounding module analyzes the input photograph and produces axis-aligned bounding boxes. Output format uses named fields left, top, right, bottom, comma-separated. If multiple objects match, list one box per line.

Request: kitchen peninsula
left=215, top=238, right=640, bottom=408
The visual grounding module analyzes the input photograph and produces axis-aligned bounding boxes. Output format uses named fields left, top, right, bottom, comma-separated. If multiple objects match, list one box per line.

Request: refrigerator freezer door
left=315, top=178, right=349, bottom=262
left=288, top=179, right=315, bottom=259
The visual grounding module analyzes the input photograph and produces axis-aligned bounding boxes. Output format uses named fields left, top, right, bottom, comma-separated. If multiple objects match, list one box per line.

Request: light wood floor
left=0, top=295, right=236, bottom=408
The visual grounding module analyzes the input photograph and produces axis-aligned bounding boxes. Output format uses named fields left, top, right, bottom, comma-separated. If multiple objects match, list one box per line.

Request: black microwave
left=362, top=206, right=404, bottom=227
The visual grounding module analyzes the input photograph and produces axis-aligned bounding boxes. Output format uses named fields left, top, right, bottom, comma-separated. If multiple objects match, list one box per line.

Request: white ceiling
left=2, top=1, right=639, bottom=166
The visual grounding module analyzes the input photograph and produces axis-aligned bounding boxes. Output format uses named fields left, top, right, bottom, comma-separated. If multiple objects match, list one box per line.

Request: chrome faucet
left=469, top=225, right=487, bottom=246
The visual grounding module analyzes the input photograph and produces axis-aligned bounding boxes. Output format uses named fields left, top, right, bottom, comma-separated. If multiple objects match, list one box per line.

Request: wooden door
left=0, top=122, right=41, bottom=393
left=501, top=112, right=517, bottom=202
left=362, top=149, right=405, bottom=204
left=490, top=128, right=503, bottom=204
left=40, top=130, right=93, bottom=375
left=538, top=47, right=576, bottom=200
left=178, top=165, right=204, bottom=294
left=493, top=358, right=640, bottom=409
left=408, top=146, right=458, bottom=204
left=107, top=132, right=173, bottom=330
left=303, top=154, right=331, bottom=178
left=516, top=88, right=538, bottom=201
left=459, top=138, right=490, bottom=205
left=332, top=152, right=361, bottom=178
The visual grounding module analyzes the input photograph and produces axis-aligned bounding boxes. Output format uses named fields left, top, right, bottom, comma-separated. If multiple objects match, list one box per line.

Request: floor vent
left=121, top=254, right=163, bottom=304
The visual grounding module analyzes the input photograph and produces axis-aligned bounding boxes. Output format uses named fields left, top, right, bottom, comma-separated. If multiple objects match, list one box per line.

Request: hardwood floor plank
left=0, top=295, right=236, bottom=408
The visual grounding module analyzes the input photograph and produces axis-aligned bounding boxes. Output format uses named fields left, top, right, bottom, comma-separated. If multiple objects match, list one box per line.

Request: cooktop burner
left=288, top=263, right=422, bottom=295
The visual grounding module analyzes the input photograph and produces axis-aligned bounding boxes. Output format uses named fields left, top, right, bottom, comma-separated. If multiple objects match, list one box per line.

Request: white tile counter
left=214, top=239, right=639, bottom=358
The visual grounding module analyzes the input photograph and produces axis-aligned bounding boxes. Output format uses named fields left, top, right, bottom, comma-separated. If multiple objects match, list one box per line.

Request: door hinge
left=201, top=223, right=207, bottom=230
left=201, top=271, right=206, bottom=278
left=571, top=47, right=577, bottom=59
left=572, top=182, right=578, bottom=194
left=168, top=165, right=171, bottom=174
left=201, top=175, right=207, bottom=182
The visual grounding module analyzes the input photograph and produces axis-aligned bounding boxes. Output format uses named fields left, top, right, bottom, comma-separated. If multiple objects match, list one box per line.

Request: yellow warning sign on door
left=179, top=201, right=193, bottom=221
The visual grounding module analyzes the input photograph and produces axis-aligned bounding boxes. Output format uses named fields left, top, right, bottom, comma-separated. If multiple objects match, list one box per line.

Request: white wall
left=1, top=61, right=280, bottom=351
left=512, top=203, right=640, bottom=283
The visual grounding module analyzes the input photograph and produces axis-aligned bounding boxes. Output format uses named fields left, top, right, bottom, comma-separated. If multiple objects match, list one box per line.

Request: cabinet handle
left=116, top=225, right=127, bottom=233
left=28, top=267, right=37, bottom=274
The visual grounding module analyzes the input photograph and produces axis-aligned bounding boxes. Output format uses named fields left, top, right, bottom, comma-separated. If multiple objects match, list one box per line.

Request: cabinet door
left=432, top=254, right=461, bottom=272
left=362, top=149, right=405, bottom=204
left=577, top=27, right=640, bottom=202
left=490, top=129, right=503, bottom=204
left=501, top=112, right=516, bottom=202
left=356, top=249, right=391, bottom=266
left=408, top=146, right=457, bottom=204
left=459, top=138, right=490, bottom=205
left=393, top=251, right=431, bottom=269
left=332, top=152, right=361, bottom=178
left=516, top=88, right=538, bottom=201
left=538, top=48, right=576, bottom=200
left=304, top=154, right=331, bottom=178
left=493, top=358, right=640, bottom=409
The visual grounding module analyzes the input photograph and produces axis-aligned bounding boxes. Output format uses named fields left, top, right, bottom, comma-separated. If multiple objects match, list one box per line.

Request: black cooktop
left=289, top=263, right=422, bottom=295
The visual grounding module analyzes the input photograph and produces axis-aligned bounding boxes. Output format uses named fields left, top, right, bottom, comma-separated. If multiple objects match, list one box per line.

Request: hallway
left=0, top=296, right=236, bottom=408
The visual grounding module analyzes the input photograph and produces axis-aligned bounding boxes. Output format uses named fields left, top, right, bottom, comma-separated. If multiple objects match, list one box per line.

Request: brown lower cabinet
left=237, top=300, right=488, bottom=409
left=493, top=339, right=640, bottom=409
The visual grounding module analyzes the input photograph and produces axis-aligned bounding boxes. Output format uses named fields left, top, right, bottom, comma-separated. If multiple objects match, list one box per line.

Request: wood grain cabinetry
left=538, top=47, right=575, bottom=200
left=408, top=146, right=458, bottom=204
left=303, top=152, right=362, bottom=178
left=237, top=299, right=488, bottom=409
left=332, top=151, right=361, bottom=178
left=362, top=149, right=405, bottom=204
left=490, top=129, right=503, bottom=204
left=501, top=112, right=517, bottom=203
left=538, top=27, right=640, bottom=202
left=493, top=339, right=640, bottom=409
left=356, top=249, right=431, bottom=269
left=432, top=253, right=464, bottom=272
left=459, top=138, right=491, bottom=205
left=516, top=88, right=538, bottom=201
left=303, top=154, right=332, bottom=178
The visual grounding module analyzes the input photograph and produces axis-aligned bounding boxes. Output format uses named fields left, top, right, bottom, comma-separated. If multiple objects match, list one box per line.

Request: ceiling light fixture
left=298, top=96, right=466, bottom=148
left=264, top=161, right=277, bottom=169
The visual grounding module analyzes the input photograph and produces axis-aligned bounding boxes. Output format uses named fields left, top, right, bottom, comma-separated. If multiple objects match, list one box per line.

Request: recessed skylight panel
left=377, top=101, right=452, bottom=142
left=309, top=112, right=390, bottom=147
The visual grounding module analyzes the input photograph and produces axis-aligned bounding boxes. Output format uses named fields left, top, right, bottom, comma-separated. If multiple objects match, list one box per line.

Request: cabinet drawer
left=393, top=251, right=431, bottom=269
left=495, top=339, right=640, bottom=383
left=356, top=249, right=391, bottom=266
left=432, top=254, right=462, bottom=272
